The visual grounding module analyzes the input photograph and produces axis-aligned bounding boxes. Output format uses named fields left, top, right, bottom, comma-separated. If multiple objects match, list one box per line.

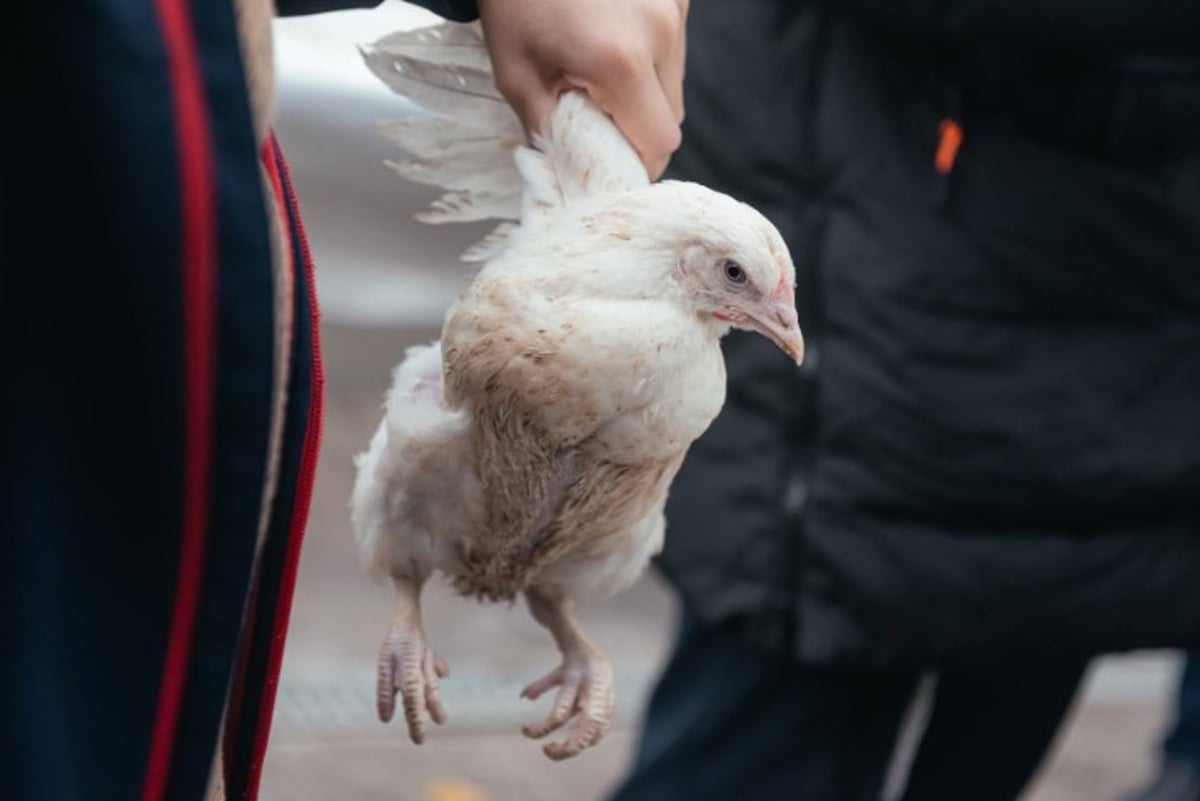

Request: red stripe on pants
left=142, top=0, right=218, bottom=797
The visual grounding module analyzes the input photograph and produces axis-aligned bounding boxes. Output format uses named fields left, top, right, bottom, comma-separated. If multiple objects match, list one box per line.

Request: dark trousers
left=1165, top=656, right=1200, bottom=764
left=610, top=615, right=1085, bottom=801
left=1, top=20, right=323, bottom=793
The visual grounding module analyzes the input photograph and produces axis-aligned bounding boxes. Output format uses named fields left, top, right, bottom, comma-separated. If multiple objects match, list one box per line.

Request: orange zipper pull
left=935, top=118, right=964, bottom=175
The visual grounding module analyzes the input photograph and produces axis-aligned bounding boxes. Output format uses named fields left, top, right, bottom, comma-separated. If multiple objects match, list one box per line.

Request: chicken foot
left=376, top=574, right=449, bottom=744
left=520, top=587, right=615, bottom=760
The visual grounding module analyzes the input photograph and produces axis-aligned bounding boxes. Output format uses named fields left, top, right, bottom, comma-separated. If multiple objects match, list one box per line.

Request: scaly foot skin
left=376, top=623, right=450, bottom=744
left=520, top=646, right=615, bottom=760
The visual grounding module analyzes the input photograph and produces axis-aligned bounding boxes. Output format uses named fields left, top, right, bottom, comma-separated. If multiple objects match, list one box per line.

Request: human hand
left=477, top=0, right=688, bottom=180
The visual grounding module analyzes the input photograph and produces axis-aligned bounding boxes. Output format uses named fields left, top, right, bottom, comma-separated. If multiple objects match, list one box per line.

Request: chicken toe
left=521, top=588, right=615, bottom=759
left=376, top=576, right=448, bottom=744
left=520, top=647, right=614, bottom=759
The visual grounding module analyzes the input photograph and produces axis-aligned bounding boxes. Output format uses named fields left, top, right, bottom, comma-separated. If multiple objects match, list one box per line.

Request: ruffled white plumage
left=349, top=19, right=800, bottom=758
left=355, top=21, right=672, bottom=599
left=360, top=21, right=646, bottom=259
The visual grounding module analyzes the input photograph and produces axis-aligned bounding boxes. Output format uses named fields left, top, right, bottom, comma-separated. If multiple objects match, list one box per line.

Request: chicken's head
left=654, top=183, right=804, bottom=365
left=556, top=180, right=804, bottom=364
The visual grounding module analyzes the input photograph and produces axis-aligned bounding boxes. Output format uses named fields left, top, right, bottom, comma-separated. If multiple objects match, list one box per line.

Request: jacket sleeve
left=817, top=0, right=1200, bottom=49
left=276, top=0, right=477, bottom=21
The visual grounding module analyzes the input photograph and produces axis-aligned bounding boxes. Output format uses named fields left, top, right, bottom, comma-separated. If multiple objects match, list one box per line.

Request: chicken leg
left=376, top=574, right=449, bottom=744
left=520, top=587, right=615, bottom=760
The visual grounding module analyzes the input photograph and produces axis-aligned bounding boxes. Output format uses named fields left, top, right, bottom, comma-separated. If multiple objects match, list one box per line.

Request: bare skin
left=477, top=0, right=689, bottom=179
left=376, top=576, right=615, bottom=758
left=520, top=587, right=616, bottom=760
left=376, top=575, right=449, bottom=744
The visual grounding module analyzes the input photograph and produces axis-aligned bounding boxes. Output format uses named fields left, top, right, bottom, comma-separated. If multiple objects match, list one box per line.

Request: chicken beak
left=747, top=299, right=805, bottom=365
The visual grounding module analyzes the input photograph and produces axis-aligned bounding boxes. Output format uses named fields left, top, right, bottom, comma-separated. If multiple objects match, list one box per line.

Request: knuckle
left=646, top=1, right=682, bottom=39
left=593, top=39, right=639, bottom=77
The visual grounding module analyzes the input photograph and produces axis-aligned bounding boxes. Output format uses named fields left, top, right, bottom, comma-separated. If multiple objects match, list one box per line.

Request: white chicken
left=351, top=21, right=804, bottom=760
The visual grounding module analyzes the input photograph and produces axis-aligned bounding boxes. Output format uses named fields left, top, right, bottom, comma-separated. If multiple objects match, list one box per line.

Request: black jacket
left=658, top=0, right=1200, bottom=667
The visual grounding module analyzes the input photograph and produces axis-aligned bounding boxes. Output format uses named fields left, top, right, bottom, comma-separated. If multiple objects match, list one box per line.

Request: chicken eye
left=723, top=260, right=747, bottom=284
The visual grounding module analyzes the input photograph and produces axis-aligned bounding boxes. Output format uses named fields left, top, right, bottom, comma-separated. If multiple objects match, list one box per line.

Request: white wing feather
left=361, top=20, right=649, bottom=261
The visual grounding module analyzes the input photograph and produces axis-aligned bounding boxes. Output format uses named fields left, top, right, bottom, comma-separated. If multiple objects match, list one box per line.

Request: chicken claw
left=377, top=576, right=448, bottom=744
left=522, top=588, right=615, bottom=759
left=520, top=647, right=615, bottom=759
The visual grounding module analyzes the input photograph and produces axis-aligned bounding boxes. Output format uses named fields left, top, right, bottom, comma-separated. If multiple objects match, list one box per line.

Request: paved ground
left=260, top=10, right=1183, bottom=799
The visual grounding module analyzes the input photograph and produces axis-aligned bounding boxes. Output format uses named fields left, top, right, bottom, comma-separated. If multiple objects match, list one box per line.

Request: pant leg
left=0, top=2, right=288, bottom=798
left=610, top=612, right=918, bottom=801
left=900, top=662, right=1087, bottom=801
left=1164, top=656, right=1200, bottom=765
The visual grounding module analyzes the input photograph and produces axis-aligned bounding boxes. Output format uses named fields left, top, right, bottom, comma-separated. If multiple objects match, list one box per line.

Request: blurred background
left=260, top=4, right=1182, bottom=799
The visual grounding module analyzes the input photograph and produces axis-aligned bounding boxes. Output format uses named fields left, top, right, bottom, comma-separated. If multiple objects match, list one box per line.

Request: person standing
left=609, top=2, right=1200, bottom=800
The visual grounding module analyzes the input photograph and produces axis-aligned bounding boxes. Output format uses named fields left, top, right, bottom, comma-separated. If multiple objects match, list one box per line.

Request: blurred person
left=608, top=2, right=1200, bottom=800
left=1127, top=656, right=1200, bottom=801
left=0, top=1, right=683, bottom=799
